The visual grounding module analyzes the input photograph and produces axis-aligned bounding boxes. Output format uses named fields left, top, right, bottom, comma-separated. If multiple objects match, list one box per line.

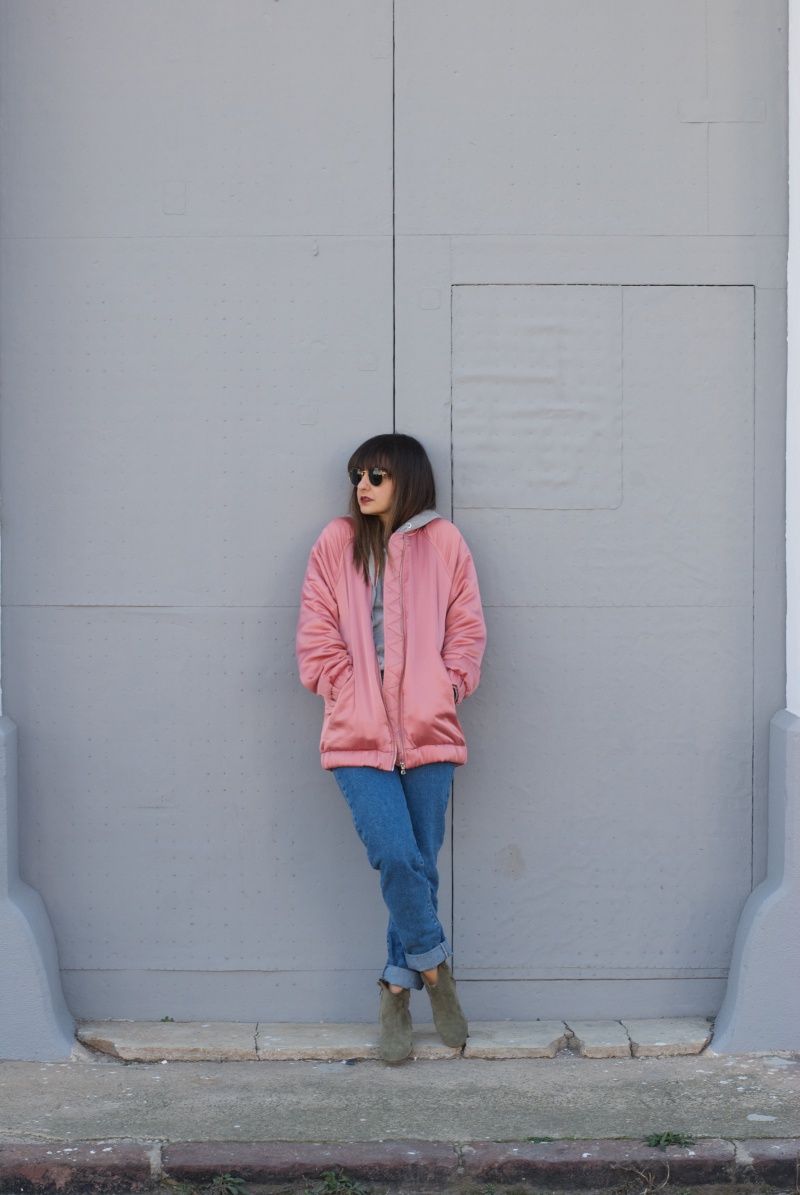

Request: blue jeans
left=333, top=762, right=455, bottom=990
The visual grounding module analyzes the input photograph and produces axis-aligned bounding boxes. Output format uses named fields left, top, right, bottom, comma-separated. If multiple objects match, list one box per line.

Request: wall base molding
left=0, top=716, right=74, bottom=1059
left=713, top=710, right=800, bottom=1052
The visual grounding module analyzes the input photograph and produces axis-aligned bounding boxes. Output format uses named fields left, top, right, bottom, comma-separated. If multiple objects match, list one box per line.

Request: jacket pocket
left=320, top=670, right=389, bottom=755
left=329, top=663, right=354, bottom=704
left=321, top=671, right=354, bottom=748
left=404, top=656, right=464, bottom=750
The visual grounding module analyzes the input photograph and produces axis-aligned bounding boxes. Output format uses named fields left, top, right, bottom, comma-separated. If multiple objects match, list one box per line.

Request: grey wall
left=0, top=1, right=788, bottom=1022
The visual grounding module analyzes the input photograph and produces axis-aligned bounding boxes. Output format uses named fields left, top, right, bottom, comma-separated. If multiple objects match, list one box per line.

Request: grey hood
left=395, top=509, right=441, bottom=534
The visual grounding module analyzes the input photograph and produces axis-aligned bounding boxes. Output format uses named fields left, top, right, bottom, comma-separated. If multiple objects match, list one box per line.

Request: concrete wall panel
left=706, top=0, right=788, bottom=236
left=0, top=1, right=396, bottom=1021
left=752, top=287, right=789, bottom=885
left=0, top=0, right=787, bottom=1024
left=455, top=604, right=753, bottom=979
left=0, top=0, right=393, bottom=238
left=710, top=124, right=789, bottom=237
left=454, top=286, right=755, bottom=611
left=58, top=966, right=443, bottom=1024
left=0, top=235, right=392, bottom=607
left=395, top=0, right=707, bottom=235
left=4, top=607, right=392, bottom=973
left=394, top=237, right=454, bottom=516
left=450, top=235, right=788, bottom=291
left=451, top=284, right=755, bottom=1007
left=454, top=977, right=726, bottom=1022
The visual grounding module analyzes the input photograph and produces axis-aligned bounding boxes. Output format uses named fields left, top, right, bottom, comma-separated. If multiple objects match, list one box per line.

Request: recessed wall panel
left=451, top=285, right=755, bottom=1001
left=452, top=286, right=622, bottom=510
left=455, top=286, right=754, bottom=610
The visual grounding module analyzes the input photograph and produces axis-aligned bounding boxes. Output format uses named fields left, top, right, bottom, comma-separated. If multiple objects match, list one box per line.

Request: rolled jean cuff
left=382, top=964, right=424, bottom=991
left=405, top=938, right=451, bottom=973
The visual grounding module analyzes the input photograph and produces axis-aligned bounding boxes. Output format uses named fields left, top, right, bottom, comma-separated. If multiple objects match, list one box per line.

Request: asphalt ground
left=0, top=1051, right=798, bottom=1193
left=2, top=1052, right=799, bottom=1143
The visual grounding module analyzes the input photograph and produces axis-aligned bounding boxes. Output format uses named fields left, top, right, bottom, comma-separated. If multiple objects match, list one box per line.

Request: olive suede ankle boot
left=422, top=961, right=468, bottom=1048
left=377, top=979, right=413, bottom=1063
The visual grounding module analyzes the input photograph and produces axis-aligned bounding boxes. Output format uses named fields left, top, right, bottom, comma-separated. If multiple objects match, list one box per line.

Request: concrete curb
left=0, top=1142, right=153, bottom=1193
left=0, top=1139, right=798, bottom=1193
left=461, top=1140, right=737, bottom=1187
left=163, top=1142, right=459, bottom=1186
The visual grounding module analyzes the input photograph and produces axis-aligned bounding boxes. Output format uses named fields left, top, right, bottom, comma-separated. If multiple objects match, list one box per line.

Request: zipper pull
left=399, top=762, right=406, bottom=776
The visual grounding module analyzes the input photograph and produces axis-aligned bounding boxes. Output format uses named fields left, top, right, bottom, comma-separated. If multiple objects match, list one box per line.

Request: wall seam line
left=391, top=0, right=396, bottom=432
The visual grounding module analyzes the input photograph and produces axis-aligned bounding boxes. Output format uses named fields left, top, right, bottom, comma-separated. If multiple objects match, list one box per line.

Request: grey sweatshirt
left=369, top=510, right=441, bottom=671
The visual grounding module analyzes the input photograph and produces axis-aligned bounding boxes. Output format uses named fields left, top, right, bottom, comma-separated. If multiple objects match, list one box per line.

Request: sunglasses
left=349, top=467, right=391, bottom=487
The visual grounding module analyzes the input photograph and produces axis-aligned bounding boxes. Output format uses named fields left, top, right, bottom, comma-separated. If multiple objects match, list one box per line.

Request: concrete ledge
left=163, top=1141, right=459, bottom=1186
left=735, top=1139, right=800, bottom=1185
left=622, top=1017, right=713, bottom=1057
left=462, top=1139, right=736, bottom=1188
left=408, top=1028, right=461, bottom=1059
left=261, top=1024, right=457, bottom=1061
left=0, top=1142, right=153, bottom=1194
left=77, top=1021, right=462, bottom=1062
left=464, top=1020, right=569, bottom=1057
left=566, top=1020, right=631, bottom=1058
left=255, top=1023, right=374, bottom=1060
left=78, top=1017, right=713, bottom=1061
left=78, top=1021, right=258, bottom=1062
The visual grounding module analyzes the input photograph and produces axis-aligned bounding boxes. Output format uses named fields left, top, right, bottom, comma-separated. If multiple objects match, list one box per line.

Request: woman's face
left=356, top=467, right=395, bottom=526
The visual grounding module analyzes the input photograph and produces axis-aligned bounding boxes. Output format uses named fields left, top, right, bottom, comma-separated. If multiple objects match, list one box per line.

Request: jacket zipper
left=397, top=535, right=407, bottom=774
left=373, top=651, right=397, bottom=771
left=371, top=552, right=398, bottom=770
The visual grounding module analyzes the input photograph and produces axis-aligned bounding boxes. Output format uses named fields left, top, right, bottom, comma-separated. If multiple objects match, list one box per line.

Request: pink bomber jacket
left=296, top=512, right=486, bottom=771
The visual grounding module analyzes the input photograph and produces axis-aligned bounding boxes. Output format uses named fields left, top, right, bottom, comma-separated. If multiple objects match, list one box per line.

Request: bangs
left=347, top=435, right=396, bottom=475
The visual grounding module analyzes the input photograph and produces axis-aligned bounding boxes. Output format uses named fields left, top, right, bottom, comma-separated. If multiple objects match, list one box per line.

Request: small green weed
left=206, top=1176, right=248, bottom=1195
left=160, top=1016, right=175, bottom=1022
left=305, top=1170, right=370, bottom=1195
left=644, top=1131, right=695, bottom=1150
left=524, top=1137, right=555, bottom=1143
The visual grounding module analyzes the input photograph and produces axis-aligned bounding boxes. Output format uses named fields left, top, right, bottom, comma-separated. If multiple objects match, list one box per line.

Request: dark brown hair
left=347, top=433, right=437, bottom=584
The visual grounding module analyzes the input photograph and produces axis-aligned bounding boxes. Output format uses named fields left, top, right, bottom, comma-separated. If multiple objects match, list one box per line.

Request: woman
left=296, top=433, right=486, bottom=1062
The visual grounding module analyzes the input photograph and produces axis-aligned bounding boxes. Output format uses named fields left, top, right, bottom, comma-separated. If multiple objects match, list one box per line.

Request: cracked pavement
left=0, top=1051, right=798, bottom=1144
